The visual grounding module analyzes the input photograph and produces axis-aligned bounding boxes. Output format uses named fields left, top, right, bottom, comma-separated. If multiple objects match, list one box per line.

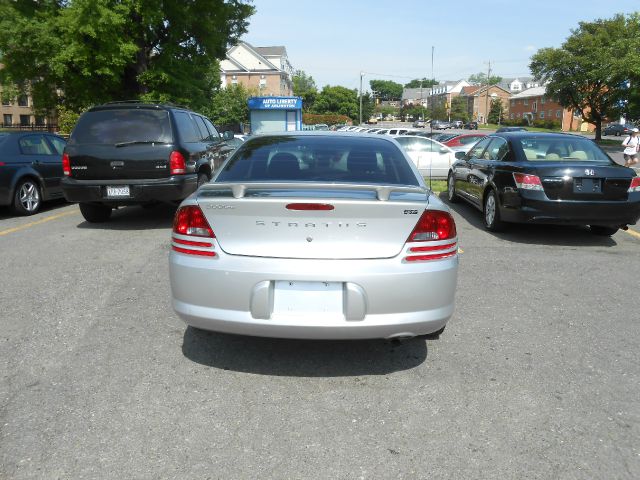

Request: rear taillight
left=170, top=151, right=186, bottom=175
left=513, top=172, right=543, bottom=191
left=172, top=205, right=216, bottom=257
left=62, top=153, right=71, bottom=176
left=404, top=210, right=457, bottom=262
left=629, top=177, right=640, bottom=193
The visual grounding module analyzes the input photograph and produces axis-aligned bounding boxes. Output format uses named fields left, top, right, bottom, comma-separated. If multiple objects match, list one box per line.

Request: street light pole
left=359, top=72, right=364, bottom=126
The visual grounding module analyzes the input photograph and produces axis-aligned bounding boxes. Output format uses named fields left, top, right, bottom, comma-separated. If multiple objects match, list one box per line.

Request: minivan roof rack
left=102, top=100, right=189, bottom=109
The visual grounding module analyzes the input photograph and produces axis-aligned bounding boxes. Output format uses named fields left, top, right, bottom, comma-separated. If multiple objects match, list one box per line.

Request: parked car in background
left=495, top=126, right=527, bottom=133
left=393, top=135, right=456, bottom=179
left=61, top=101, right=236, bottom=223
left=170, top=132, right=458, bottom=339
left=447, top=132, right=640, bottom=235
left=431, top=120, right=451, bottom=130
left=413, top=119, right=426, bottom=128
left=0, top=131, right=67, bottom=215
left=464, top=121, right=478, bottom=130
left=441, top=133, right=487, bottom=152
left=603, top=123, right=635, bottom=136
left=314, top=124, right=329, bottom=131
left=451, top=120, right=463, bottom=129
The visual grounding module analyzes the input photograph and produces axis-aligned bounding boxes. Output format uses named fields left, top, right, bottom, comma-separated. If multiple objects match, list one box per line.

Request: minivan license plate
left=106, top=186, right=130, bottom=197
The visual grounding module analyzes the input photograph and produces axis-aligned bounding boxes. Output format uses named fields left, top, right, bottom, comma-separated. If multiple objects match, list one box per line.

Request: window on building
left=35, top=116, right=45, bottom=126
left=548, top=110, right=553, bottom=117
left=18, top=95, right=28, bottom=107
left=556, top=110, right=562, bottom=118
left=540, top=111, right=545, bottom=119
left=541, top=97, right=546, bottom=104
left=511, top=100, right=515, bottom=106
left=20, top=115, right=31, bottom=126
left=3, top=114, right=12, bottom=125
left=532, top=101, right=537, bottom=112
left=524, top=99, right=528, bottom=106
left=510, top=113, right=514, bottom=119
left=1, top=94, right=10, bottom=106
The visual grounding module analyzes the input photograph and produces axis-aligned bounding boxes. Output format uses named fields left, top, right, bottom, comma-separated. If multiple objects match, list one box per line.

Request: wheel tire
left=483, top=189, right=504, bottom=231
left=79, top=202, right=112, bottom=223
left=197, top=172, right=209, bottom=188
left=615, top=131, right=621, bottom=137
left=420, top=325, right=446, bottom=339
left=589, top=225, right=618, bottom=236
left=447, top=174, right=459, bottom=203
left=12, top=178, right=42, bottom=216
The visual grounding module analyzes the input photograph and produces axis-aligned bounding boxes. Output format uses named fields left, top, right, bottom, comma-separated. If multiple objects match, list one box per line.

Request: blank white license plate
left=106, top=186, right=130, bottom=197
left=273, top=281, right=343, bottom=315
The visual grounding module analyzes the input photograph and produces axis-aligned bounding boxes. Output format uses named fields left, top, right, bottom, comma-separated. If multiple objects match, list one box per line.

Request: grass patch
left=424, top=178, right=447, bottom=192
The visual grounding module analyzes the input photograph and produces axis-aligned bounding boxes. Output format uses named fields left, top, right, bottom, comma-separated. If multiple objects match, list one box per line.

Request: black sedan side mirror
left=455, top=151, right=466, bottom=160
left=222, top=130, right=235, bottom=141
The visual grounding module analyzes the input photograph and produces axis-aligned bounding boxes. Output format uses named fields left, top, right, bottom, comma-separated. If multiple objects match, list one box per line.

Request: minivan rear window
left=69, top=109, right=172, bottom=145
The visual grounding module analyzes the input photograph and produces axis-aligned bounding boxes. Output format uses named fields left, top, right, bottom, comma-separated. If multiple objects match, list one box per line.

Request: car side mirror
left=455, top=151, right=466, bottom=160
left=222, top=130, right=234, bottom=141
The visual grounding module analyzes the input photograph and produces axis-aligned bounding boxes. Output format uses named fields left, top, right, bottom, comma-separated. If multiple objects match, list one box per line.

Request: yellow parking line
left=0, top=210, right=78, bottom=237
left=625, top=228, right=640, bottom=241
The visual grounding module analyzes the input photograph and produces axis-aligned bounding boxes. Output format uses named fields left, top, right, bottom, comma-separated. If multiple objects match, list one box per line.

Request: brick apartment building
left=508, top=86, right=595, bottom=132
left=219, top=42, right=294, bottom=96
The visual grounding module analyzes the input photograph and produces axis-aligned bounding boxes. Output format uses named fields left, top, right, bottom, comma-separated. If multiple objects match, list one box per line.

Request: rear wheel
left=589, top=225, right=618, bottom=236
left=447, top=174, right=459, bottom=203
left=483, top=189, right=504, bottom=231
left=79, top=202, right=112, bottom=223
left=12, top=178, right=41, bottom=215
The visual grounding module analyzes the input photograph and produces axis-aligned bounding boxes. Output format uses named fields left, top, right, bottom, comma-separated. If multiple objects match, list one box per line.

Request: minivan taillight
left=172, top=205, right=216, bottom=257
left=62, top=153, right=71, bottom=176
left=628, top=177, right=640, bottom=193
left=170, top=151, right=186, bottom=175
left=404, top=210, right=457, bottom=262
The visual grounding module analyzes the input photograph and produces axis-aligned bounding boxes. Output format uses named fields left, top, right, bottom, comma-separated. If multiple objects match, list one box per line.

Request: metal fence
left=0, top=123, right=59, bottom=132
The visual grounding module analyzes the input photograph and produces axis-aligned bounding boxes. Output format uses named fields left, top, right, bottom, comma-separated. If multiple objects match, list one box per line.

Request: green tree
left=312, top=85, right=360, bottom=121
left=488, top=98, right=505, bottom=124
left=404, top=78, right=438, bottom=89
left=204, top=84, right=250, bottom=128
left=0, top=0, right=254, bottom=114
left=292, top=70, right=318, bottom=112
left=468, top=72, right=503, bottom=86
left=369, top=80, right=403, bottom=100
left=450, top=96, right=469, bottom=122
left=530, top=13, right=640, bottom=140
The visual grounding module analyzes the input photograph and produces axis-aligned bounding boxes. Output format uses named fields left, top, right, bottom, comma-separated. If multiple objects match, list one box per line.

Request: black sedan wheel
left=589, top=225, right=618, bottom=236
left=483, top=190, right=504, bottom=231
left=447, top=174, right=459, bottom=203
left=12, top=178, right=41, bottom=216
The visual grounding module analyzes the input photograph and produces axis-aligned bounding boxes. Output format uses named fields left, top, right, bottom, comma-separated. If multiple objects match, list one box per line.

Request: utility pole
left=484, top=61, right=492, bottom=124
left=359, top=72, right=364, bottom=125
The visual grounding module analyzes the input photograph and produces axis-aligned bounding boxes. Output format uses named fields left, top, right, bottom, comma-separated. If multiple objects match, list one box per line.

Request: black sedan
left=603, top=123, right=635, bottom=136
left=0, top=131, right=67, bottom=215
left=446, top=132, right=640, bottom=235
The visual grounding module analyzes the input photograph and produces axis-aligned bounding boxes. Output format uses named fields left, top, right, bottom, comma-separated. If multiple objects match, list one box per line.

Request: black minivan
left=61, top=101, right=236, bottom=222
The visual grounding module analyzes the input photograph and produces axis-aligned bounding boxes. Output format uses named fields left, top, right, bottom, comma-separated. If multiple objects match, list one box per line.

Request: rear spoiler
left=199, top=182, right=429, bottom=201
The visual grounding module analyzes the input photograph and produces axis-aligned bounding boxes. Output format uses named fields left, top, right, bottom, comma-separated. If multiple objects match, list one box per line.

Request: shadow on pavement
left=76, top=203, right=176, bottom=231
left=0, top=198, right=69, bottom=221
left=440, top=193, right=619, bottom=247
left=182, top=326, right=428, bottom=377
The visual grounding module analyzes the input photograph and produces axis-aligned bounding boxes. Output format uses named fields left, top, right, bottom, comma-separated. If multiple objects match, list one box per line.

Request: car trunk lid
left=530, top=162, right=632, bottom=201
left=196, top=183, right=431, bottom=259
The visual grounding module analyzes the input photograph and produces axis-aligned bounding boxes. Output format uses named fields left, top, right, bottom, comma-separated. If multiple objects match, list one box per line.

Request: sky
left=243, top=0, right=640, bottom=91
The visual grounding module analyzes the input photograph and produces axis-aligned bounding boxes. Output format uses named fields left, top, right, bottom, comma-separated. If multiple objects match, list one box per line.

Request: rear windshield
left=216, top=135, right=419, bottom=186
left=517, top=137, right=612, bottom=162
left=69, top=109, right=172, bottom=145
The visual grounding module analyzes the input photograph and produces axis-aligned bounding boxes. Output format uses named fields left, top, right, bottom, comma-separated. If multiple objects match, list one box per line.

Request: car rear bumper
left=61, top=175, right=197, bottom=204
left=501, top=195, right=640, bottom=226
left=169, top=249, right=458, bottom=340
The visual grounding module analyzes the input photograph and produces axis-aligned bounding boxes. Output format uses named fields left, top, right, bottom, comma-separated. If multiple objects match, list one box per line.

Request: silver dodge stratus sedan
left=169, top=132, right=458, bottom=340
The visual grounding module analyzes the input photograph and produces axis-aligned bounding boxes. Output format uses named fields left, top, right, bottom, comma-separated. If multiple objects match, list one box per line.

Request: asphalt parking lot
left=1, top=199, right=639, bottom=479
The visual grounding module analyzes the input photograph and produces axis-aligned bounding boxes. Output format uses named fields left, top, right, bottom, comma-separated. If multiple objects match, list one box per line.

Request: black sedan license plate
left=573, top=178, right=601, bottom=194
